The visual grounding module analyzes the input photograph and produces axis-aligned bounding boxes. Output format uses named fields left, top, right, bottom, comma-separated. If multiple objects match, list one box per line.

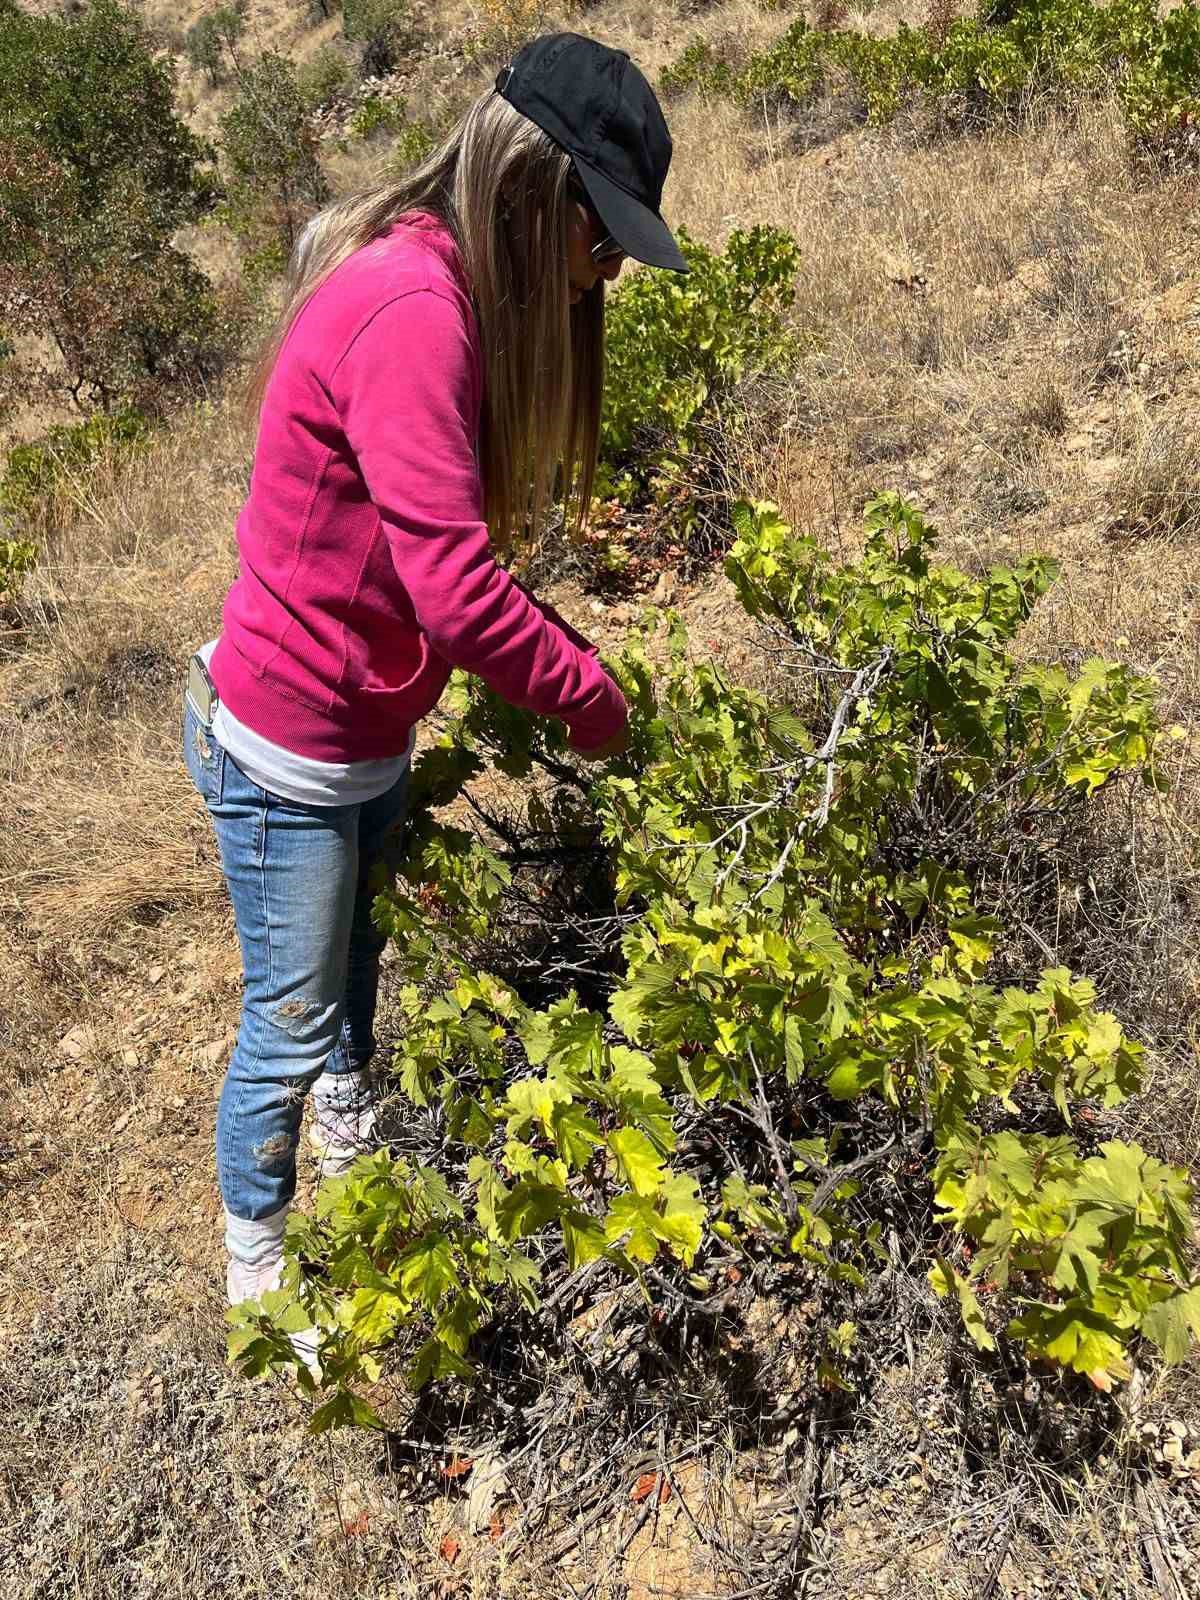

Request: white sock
left=224, top=1199, right=290, bottom=1268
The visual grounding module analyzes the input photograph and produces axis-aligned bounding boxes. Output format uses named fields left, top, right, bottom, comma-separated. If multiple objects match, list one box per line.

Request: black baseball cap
left=496, top=33, right=687, bottom=273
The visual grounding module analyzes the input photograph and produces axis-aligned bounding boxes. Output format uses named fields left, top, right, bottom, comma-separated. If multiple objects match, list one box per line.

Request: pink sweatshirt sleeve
left=329, top=288, right=628, bottom=751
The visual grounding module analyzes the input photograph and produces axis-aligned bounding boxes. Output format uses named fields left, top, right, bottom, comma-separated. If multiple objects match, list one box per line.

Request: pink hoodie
left=209, top=212, right=628, bottom=762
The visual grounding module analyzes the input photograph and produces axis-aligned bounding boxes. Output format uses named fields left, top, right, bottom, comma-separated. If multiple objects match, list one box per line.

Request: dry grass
left=0, top=403, right=247, bottom=997
left=6, top=5, right=1200, bottom=1597
left=1108, top=407, right=1200, bottom=543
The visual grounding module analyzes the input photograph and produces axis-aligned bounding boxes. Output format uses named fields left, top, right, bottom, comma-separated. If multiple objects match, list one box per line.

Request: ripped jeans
left=182, top=695, right=410, bottom=1221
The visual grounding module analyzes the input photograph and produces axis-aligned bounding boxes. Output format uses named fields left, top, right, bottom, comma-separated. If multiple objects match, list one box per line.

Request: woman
left=182, top=33, right=687, bottom=1321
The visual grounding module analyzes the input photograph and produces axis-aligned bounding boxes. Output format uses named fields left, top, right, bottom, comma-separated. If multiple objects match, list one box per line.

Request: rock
left=58, top=1023, right=95, bottom=1059
left=147, top=966, right=165, bottom=985
left=465, top=1448, right=508, bottom=1533
left=122, top=1048, right=139, bottom=1068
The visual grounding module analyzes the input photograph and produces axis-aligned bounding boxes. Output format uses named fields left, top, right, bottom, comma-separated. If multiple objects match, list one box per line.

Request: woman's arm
left=330, top=286, right=628, bottom=752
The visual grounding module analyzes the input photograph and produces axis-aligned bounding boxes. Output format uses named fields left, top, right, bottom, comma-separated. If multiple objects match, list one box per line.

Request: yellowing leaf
left=608, top=1127, right=667, bottom=1196
left=504, top=1076, right=571, bottom=1137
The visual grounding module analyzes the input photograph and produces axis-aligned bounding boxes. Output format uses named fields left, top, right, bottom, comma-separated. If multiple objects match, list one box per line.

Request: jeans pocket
left=183, top=693, right=225, bottom=806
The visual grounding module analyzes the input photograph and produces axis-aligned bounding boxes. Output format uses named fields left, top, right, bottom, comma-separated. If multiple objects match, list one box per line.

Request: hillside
left=3, top=0, right=1200, bottom=1596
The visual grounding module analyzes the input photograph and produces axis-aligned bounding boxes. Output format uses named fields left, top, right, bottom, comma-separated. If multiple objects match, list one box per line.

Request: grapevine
left=229, top=493, right=1200, bottom=1428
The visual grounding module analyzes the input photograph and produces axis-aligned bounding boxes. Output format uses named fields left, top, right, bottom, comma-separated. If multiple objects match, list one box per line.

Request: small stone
left=148, top=966, right=165, bottom=985
left=58, top=1023, right=95, bottom=1059
left=122, top=1048, right=139, bottom=1068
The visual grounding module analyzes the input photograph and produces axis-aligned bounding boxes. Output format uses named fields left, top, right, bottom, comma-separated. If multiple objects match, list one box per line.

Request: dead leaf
left=631, top=1472, right=659, bottom=1503
left=657, top=1475, right=673, bottom=1505
left=442, top=1455, right=474, bottom=1479
left=439, top=1533, right=461, bottom=1564
left=489, top=1510, right=504, bottom=1542
left=342, top=1510, right=369, bottom=1537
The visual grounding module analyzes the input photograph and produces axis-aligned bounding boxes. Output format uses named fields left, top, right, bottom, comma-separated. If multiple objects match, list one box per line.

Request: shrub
left=463, top=0, right=549, bottom=64
left=345, top=93, right=407, bottom=141
left=0, top=409, right=151, bottom=519
left=0, top=537, right=36, bottom=607
left=219, top=52, right=330, bottom=260
left=659, top=38, right=736, bottom=98
left=600, top=225, right=800, bottom=507
left=384, top=120, right=438, bottom=172
left=229, top=494, right=1198, bottom=1426
left=342, top=0, right=418, bottom=77
left=296, top=45, right=356, bottom=112
left=664, top=0, right=1200, bottom=148
left=0, top=0, right=223, bottom=413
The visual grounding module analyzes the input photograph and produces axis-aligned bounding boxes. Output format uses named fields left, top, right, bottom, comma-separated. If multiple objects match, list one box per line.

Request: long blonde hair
left=249, top=91, right=603, bottom=548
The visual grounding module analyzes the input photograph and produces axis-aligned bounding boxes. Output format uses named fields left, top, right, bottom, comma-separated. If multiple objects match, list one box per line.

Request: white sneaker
left=309, top=1066, right=380, bottom=1180
left=308, top=1121, right=371, bottom=1180
left=226, top=1257, right=321, bottom=1375
left=225, top=1206, right=320, bottom=1375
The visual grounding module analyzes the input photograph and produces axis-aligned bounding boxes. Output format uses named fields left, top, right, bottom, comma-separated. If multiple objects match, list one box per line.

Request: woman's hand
left=569, top=723, right=630, bottom=762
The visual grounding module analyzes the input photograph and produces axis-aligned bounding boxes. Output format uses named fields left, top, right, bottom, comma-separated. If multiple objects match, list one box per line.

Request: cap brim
left=573, top=157, right=688, bottom=273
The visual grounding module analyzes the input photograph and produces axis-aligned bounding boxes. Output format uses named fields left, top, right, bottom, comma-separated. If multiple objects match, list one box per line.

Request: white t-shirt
left=198, top=638, right=415, bottom=806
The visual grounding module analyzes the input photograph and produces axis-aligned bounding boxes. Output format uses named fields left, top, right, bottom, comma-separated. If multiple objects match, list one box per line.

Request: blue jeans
left=182, top=695, right=410, bottom=1221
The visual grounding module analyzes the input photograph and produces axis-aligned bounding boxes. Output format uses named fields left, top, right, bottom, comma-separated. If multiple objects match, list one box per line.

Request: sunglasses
left=568, top=176, right=625, bottom=266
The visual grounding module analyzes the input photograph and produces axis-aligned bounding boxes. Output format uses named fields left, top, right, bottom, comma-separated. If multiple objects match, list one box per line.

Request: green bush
left=296, top=45, right=356, bottom=112
left=229, top=493, right=1198, bottom=1424
left=0, top=537, right=36, bottom=606
left=664, top=0, right=1200, bottom=146
left=342, top=0, right=417, bottom=77
left=345, top=93, right=407, bottom=141
left=0, top=409, right=151, bottom=517
left=385, top=120, right=438, bottom=171
left=659, top=39, right=736, bottom=99
left=0, top=0, right=223, bottom=412
left=600, top=225, right=800, bottom=505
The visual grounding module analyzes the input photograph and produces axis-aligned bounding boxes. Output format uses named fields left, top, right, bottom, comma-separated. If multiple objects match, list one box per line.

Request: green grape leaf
left=309, top=1390, right=385, bottom=1433
left=1141, top=1287, right=1200, bottom=1366
left=396, top=1233, right=458, bottom=1310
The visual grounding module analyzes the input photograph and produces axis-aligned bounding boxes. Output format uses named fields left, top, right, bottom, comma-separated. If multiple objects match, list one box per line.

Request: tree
left=184, top=2, right=247, bottom=86
left=220, top=53, right=330, bottom=262
left=0, top=0, right=224, bottom=412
